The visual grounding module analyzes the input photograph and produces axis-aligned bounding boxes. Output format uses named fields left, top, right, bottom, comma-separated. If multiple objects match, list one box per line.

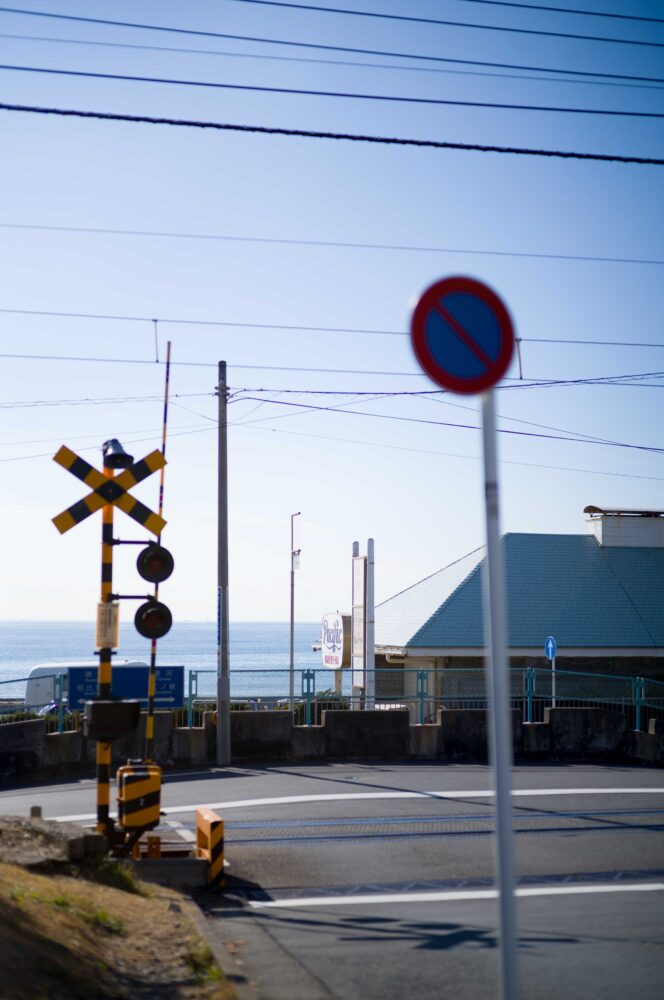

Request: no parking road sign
left=410, top=274, right=519, bottom=999
left=410, top=275, right=514, bottom=394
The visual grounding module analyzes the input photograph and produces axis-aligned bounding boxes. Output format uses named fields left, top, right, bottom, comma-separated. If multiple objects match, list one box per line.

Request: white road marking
left=249, top=882, right=664, bottom=910
left=51, top=787, right=664, bottom=822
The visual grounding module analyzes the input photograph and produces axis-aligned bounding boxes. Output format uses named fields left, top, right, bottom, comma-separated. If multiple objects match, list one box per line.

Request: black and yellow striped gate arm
left=52, top=445, right=167, bottom=536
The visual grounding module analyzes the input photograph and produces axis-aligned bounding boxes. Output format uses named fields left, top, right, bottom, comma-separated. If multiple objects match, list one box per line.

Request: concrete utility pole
left=216, top=362, right=231, bottom=767
left=289, top=511, right=301, bottom=712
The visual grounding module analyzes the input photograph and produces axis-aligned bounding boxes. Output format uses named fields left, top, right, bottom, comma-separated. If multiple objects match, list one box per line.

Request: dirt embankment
left=0, top=817, right=236, bottom=1000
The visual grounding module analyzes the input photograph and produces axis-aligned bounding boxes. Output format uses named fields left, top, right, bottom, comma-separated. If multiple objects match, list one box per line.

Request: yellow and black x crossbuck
left=52, top=445, right=166, bottom=536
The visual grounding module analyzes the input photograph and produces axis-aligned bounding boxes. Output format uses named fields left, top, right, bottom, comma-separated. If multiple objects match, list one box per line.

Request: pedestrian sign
left=52, top=445, right=166, bottom=535
left=545, top=635, right=557, bottom=661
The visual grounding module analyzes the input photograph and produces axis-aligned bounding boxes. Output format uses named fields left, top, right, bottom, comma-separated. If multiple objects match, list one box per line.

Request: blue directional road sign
left=544, top=636, right=557, bottom=661
left=68, top=665, right=184, bottom=712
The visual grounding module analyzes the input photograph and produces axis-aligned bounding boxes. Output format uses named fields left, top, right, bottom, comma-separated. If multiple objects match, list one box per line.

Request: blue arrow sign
left=67, top=665, right=184, bottom=711
left=544, top=636, right=557, bottom=661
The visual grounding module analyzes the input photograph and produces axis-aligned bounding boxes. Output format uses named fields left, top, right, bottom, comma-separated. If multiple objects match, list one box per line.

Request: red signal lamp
left=136, top=544, right=174, bottom=584
left=135, top=599, right=173, bottom=640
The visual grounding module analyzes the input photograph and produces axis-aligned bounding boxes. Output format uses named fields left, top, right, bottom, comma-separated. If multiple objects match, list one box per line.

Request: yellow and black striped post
left=196, top=807, right=225, bottom=888
left=116, top=761, right=162, bottom=830
left=97, top=460, right=115, bottom=838
left=145, top=340, right=172, bottom=762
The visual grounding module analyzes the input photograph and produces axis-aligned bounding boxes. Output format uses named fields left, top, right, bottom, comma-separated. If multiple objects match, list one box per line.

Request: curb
left=185, top=894, right=334, bottom=1000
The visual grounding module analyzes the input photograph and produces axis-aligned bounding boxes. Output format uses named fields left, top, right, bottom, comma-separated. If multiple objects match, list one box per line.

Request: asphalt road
left=2, top=761, right=664, bottom=1000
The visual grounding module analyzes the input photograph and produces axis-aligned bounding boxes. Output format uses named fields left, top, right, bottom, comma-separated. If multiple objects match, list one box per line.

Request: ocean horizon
left=0, top=620, right=325, bottom=700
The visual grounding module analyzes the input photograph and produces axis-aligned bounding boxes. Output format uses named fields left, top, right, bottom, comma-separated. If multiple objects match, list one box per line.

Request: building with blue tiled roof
left=374, top=508, right=664, bottom=691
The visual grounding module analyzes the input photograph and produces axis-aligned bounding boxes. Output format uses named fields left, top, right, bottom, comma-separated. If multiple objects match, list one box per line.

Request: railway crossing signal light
left=136, top=543, right=174, bottom=584
left=135, top=599, right=173, bottom=640
left=102, top=438, right=134, bottom=471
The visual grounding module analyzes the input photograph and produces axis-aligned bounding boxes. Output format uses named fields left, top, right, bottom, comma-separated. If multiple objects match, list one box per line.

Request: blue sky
left=0, top=0, right=663, bottom=624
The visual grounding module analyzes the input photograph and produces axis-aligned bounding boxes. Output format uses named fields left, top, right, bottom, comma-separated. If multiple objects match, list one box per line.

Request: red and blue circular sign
left=410, top=276, right=515, bottom=394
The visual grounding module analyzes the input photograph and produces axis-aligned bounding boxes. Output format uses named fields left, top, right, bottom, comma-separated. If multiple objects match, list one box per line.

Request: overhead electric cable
left=231, top=386, right=626, bottom=447
left=228, top=0, right=664, bottom=28
left=451, top=0, right=664, bottom=23
left=4, top=34, right=663, bottom=92
left=0, top=391, right=211, bottom=409
left=235, top=395, right=664, bottom=453
left=1, top=103, right=661, bottom=165
left=0, top=350, right=429, bottom=376
left=3, top=222, right=663, bottom=268
left=3, top=32, right=662, bottom=89
left=0, top=4, right=660, bottom=48
left=1, top=307, right=663, bottom=348
left=4, top=64, right=663, bottom=119
left=238, top=424, right=664, bottom=483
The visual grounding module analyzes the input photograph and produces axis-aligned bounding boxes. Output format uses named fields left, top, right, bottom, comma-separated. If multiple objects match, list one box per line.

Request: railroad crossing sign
left=52, top=445, right=167, bottom=535
left=410, top=275, right=514, bottom=394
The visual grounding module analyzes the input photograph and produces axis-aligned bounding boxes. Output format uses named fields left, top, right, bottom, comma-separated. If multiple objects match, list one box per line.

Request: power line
left=1, top=4, right=660, bottom=48
left=0, top=420, right=208, bottom=449
left=0, top=391, right=211, bottom=409
left=5, top=416, right=662, bottom=482
left=0, top=423, right=216, bottom=464
left=4, top=221, right=664, bottom=268
left=4, top=63, right=662, bottom=119
left=4, top=34, right=663, bottom=93
left=2, top=349, right=663, bottom=394
left=228, top=0, right=664, bottom=28
left=0, top=349, right=427, bottom=376
left=235, top=395, right=664, bottom=453
left=238, top=424, right=664, bottom=483
left=2, top=306, right=663, bottom=349
left=234, top=371, right=664, bottom=394
left=452, top=0, right=664, bottom=23
left=3, top=31, right=662, bottom=90
left=2, top=103, right=662, bottom=165
left=232, top=386, right=626, bottom=446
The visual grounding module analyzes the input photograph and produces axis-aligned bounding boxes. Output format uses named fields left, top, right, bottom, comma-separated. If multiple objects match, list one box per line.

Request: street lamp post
left=289, top=512, right=301, bottom=713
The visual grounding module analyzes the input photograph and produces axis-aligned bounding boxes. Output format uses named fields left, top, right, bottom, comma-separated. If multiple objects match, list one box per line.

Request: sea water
left=0, top=621, right=326, bottom=701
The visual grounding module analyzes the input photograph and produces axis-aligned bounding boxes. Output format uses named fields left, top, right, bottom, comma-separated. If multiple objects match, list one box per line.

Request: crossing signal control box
left=117, top=761, right=162, bottom=830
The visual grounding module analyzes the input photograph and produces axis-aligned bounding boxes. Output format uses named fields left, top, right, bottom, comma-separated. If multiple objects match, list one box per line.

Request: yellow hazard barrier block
left=196, top=807, right=225, bottom=888
left=117, top=762, right=162, bottom=830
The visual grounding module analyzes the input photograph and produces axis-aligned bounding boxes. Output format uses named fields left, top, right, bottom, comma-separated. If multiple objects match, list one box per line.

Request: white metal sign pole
left=481, top=389, right=520, bottom=1000
left=552, top=654, right=556, bottom=708
left=365, top=538, right=375, bottom=709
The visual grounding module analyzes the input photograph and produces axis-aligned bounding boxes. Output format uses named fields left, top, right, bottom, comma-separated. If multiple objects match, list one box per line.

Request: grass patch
left=187, top=941, right=222, bottom=984
left=79, top=857, right=145, bottom=896
left=84, top=908, right=125, bottom=936
left=0, top=862, right=235, bottom=998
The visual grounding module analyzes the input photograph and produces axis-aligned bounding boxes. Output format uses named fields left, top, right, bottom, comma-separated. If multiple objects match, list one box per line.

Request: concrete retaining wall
left=323, top=710, right=410, bottom=759
left=439, top=709, right=522, bottom=761
left=544, top=707, right=627, bottom=758
left=1, top=705, right=662, bottom=781
left=230, top=711, right=293, bottom=759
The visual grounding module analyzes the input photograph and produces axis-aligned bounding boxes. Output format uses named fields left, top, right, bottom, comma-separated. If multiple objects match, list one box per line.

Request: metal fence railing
left=0, top=673, right=77, bottom=733
left=182, top=666, right=664, bottom=732
left=4, top=665, right=663, bottom=735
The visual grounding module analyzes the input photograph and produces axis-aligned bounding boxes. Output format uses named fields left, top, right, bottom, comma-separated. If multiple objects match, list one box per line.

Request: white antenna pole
left=365, top=538, right=375, bottom=709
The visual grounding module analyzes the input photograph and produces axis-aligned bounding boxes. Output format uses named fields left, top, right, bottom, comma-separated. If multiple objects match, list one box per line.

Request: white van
left=25, top=660, right=149, bottom=709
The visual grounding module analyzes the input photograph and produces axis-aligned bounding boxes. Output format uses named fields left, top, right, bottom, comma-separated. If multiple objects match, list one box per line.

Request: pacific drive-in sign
left=321, top=612, right=350, bottom=669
